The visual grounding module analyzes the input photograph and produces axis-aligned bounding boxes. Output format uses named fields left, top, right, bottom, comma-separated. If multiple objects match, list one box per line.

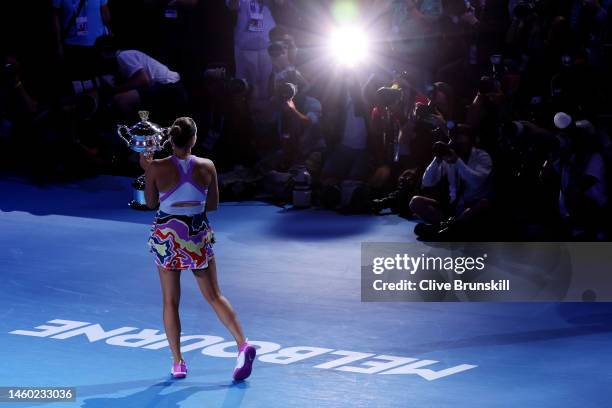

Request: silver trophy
left=117, top=111, right=169, bottom=210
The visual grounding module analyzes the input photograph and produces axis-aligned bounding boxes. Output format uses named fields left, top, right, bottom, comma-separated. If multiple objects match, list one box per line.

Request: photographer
left=369, top=73, right=430, bottom=216
left=280, top=84, right=324, bottom=172
left=372, top=73, right=428, bottom=166
left=269, top=26, right=298, bottom=66
left=94, top=35, right=187, bottom=120
left=465, top=75, right=504, bottom=153
left=267, top=40, right=307, bottom=97
left=542, top=119, right=608, bottom=239
left=369, top=100, right=450, bottom=216
left=320, top=72, right=373, bottom=202
left=411, top=102, right=450, bottom=169
left=410, top=124, right=493, bottom=240
left=257, top=42, right=324, bottom=176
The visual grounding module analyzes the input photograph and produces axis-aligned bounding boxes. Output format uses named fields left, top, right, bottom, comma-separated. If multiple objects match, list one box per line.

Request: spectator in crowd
left=94, top=35, right=187, bottom=120
left=410, top=124, right=493, bottom=239
left=52, top=0, right=112, bottom=79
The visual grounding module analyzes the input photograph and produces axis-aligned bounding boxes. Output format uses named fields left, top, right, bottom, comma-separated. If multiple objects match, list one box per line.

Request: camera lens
left=277, top=82, right=297, bottom=100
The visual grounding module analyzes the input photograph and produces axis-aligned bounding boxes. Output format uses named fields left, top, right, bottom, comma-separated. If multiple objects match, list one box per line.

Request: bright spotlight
left=328, top=26, right=370, bottom=67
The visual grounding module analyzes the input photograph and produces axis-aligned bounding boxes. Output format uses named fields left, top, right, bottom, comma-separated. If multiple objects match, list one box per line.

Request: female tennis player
left=140, top=117, right=256, bottom=381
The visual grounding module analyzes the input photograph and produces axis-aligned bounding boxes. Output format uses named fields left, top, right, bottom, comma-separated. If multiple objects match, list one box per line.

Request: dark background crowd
left=1, top=0, right=611, bottom=241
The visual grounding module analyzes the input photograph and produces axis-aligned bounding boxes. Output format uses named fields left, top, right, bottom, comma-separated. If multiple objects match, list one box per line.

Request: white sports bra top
left=158, top=155, right=208, bottom=216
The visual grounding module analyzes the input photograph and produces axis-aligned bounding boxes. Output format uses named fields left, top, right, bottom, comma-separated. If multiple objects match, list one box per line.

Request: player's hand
left=139, top=151, right=154, bottom=171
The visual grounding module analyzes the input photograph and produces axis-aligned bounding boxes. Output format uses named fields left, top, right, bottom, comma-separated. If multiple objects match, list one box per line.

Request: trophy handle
left=117, top=125, right=131, bottom=145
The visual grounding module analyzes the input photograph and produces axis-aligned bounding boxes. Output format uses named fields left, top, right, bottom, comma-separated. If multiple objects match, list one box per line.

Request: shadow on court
left=267, top=208, right=376, bottom=240
left=80, top=379, right=249, bottom=408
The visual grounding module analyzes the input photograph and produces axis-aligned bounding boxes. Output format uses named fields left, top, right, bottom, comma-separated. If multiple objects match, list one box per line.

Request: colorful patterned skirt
left=148, top=211, right=215, bottom=270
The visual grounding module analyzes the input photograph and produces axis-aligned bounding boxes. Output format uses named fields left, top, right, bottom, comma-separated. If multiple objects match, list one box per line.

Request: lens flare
left=328, top=26, right=370, bottom=67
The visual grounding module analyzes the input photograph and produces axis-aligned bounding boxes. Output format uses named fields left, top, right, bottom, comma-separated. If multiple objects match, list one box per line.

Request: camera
left=413, top=102, right=444, bottom=131
left=276, top=82, right=298, bottom=101
left=273, top=67, right=308, bottom=103
left=414, top=102, right=436, bottom=119
left=432, top=141, right=453, bottom=158
left=370, top=168, right=420, bottom=217
left=376, top=86, right=402, bottom=107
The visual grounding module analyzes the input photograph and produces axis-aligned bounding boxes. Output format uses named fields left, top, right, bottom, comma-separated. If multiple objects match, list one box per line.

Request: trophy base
left=128, top=175, right=153, bottom=211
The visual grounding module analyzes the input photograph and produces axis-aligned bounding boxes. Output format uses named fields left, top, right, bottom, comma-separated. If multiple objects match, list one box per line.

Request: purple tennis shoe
left=171, top=360, right=187, bottom=379
left=233, top=341, right=256, bottom=381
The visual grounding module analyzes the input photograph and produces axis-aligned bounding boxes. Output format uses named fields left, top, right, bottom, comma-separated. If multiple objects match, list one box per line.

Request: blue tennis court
left=1, top=175, right=611, bottom=407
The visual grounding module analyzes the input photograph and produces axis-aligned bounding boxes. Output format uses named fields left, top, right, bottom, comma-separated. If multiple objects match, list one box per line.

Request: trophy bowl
left=117, top=110, right=169, bottom=154
left=117, top=111, right=169, bottom=210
